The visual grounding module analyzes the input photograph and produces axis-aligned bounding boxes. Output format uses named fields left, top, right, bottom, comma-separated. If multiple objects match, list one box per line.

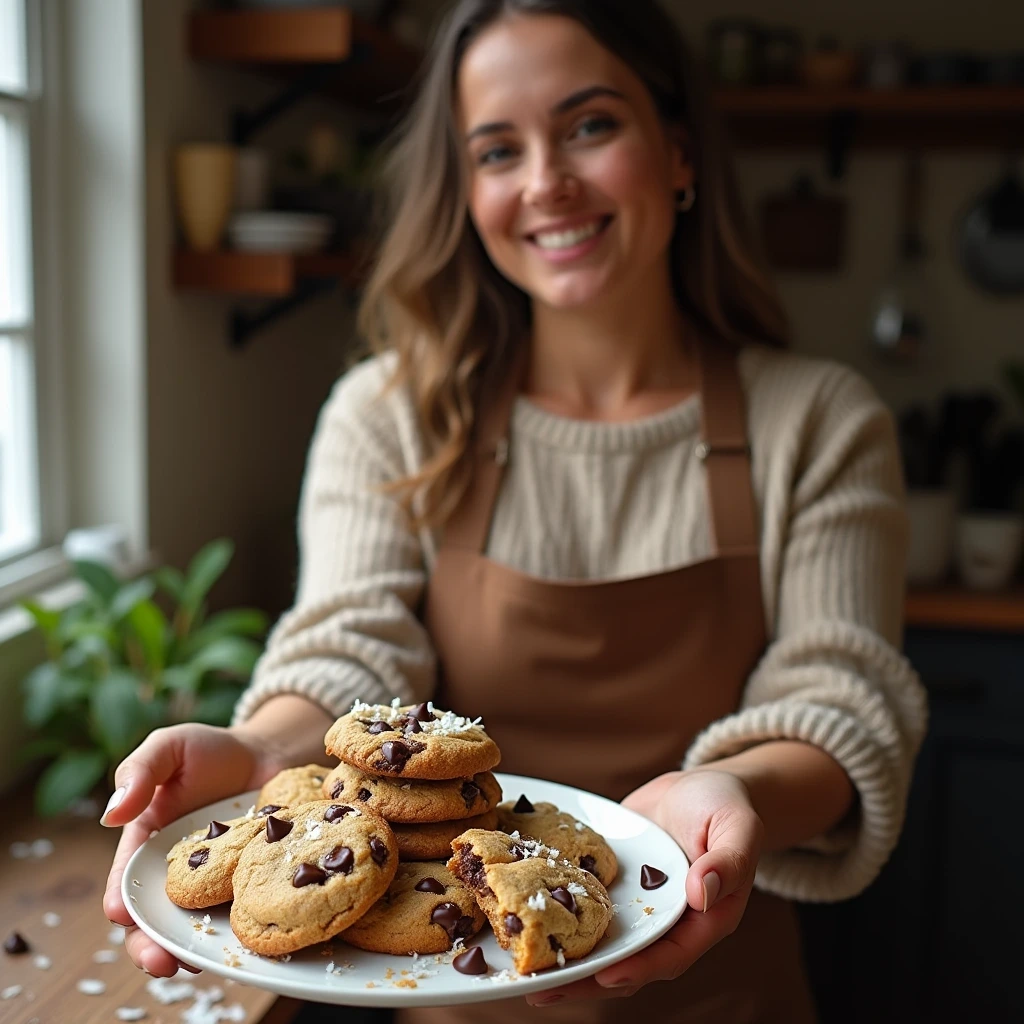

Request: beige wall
left=140, top=0, right=1024, bottom=618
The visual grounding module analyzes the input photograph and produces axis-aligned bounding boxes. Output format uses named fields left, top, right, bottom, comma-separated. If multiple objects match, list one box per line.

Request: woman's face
left=457, top=14, right=693, bottom=312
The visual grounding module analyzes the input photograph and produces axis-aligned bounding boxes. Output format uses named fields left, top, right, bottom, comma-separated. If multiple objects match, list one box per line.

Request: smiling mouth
left=527, top=216, right=613, bottom=251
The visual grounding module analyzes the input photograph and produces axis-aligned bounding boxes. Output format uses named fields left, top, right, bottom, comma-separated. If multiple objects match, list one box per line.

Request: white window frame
left=0, top=0, right=70, bottom=598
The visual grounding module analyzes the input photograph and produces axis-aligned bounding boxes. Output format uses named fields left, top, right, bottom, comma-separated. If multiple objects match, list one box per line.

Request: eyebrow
left=464, top=85, right=627, bottom=142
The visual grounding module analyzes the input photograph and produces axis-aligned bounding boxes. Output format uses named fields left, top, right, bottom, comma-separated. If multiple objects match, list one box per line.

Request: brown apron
left=406, top=339, right=817, bottom=1023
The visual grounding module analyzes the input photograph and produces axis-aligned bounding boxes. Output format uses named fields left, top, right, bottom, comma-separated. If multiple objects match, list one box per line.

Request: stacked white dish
left=228, top=212, right=334, bottom=253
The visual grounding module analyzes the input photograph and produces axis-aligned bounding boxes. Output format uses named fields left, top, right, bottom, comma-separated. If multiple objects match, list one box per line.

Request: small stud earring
left=676, top=186, right=696, bottom=212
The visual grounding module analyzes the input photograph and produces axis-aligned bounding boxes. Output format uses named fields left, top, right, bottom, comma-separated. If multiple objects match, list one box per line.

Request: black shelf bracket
left=825, top=109, right=859, bottom=180
left=229, top=277, right=339, bottom=350
left=229, top=43, right=372, bottom=146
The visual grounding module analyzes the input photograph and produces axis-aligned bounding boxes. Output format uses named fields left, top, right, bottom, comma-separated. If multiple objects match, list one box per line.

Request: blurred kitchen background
left=1, top=0, right=1022, bottom=1021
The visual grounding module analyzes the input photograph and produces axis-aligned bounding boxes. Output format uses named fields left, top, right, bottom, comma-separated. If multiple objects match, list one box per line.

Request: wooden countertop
left=0, top=785, right=302, bottom=1024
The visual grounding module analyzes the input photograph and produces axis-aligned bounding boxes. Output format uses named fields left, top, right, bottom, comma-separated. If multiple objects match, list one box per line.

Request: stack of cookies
left=163, top=699, right=619, bottom=973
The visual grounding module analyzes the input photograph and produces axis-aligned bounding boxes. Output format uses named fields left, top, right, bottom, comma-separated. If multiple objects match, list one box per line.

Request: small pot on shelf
left=954, top=512, right=1024, bottom=591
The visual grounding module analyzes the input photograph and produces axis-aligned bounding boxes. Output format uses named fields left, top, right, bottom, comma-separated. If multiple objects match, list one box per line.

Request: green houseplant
left=18, top=539, right=268, bottom=816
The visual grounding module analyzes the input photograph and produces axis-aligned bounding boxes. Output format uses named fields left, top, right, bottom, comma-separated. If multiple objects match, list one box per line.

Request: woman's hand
left=101, top=722, right=290, bottom=978
left=526, top=768, right=764, bottom=1007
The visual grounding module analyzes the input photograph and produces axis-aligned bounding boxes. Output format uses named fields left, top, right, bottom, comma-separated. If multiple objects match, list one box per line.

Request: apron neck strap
left=443, top=338, right=759, bottom=557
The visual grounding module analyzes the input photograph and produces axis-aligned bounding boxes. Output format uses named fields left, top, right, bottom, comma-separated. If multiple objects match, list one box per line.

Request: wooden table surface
left=0, top=785, right=302, bottom=1024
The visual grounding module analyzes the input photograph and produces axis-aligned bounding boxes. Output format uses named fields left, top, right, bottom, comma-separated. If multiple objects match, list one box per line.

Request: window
left=0, top=0, right=39, bottom=564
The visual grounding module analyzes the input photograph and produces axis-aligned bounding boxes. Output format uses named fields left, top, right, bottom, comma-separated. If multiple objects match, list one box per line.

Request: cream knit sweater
left=232, top=344, right=928, bottom=904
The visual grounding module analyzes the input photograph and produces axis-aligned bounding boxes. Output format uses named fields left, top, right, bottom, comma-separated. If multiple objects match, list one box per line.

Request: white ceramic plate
left=122, top=773, right=688, bottom=1008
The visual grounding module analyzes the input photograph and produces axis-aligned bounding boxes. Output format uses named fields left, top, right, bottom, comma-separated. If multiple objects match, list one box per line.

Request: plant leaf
left=155, top=566, right=186, bottom=603
left=90, top=671, right=150, bottom=762
left=22, top=663, right=63, bottom=727
left=126, top=600, right=169, bottom=674
left=181, top=540, right=234, bottom=617
left=73, top=560, right=121, bottom=605
left=161, top=664, right=200, bottom=694
left=35, top=749, right=108, bottom=817
left=19, top=599, right=61, bottom=640
left=180, top=608, right=268, bottom=659
left=16, top=737, right=67, bottom=765
left=190, top=685, right=243, bottom=727
left=110, top=577, right=157, bottom=622
left=188, top=636, right=262, bottom=680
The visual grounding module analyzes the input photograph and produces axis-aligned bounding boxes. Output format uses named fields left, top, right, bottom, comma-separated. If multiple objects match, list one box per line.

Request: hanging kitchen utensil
left=868, top=151, right=930, bottom=363
left=760, top=173, right=846, bottom=271
left=957, top=156, right=1024, bottom=295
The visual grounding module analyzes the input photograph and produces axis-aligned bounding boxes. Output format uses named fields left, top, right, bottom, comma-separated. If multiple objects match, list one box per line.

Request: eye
left=476, top=143, right=516, bottom=166
left=571, top=115, right=618, bottom=140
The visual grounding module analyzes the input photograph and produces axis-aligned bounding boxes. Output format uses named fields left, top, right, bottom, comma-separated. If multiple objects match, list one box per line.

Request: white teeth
left=534, top=220, right=602, bottom=250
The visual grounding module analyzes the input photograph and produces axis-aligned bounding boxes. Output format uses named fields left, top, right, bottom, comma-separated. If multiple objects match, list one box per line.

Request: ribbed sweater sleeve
left=683, top=363, right=928, bottom=901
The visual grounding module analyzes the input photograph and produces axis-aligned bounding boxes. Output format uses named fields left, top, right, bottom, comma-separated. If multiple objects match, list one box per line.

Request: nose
left=522, top=147, right=580, bottom=206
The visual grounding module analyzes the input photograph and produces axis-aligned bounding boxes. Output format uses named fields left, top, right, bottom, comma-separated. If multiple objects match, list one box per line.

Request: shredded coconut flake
left=1, top=986, right=22, bottom=1000
left=527, top=890, right=547, bottom=911
left=145, top=977, right=196, bottom=1005
left=116, top=1009, right=147, bottom=1021
left=42, top=912, right=60, bottom=927
left=349, top=698, right=485, bottom=735
left=487, top=969, right=519, bottom=984
left=574, top=821, right=586, bottom=831
left=77, top=979, right=106, bottom=995
left=93, top=949, right=118, bottom=963
left=243, top=805, right=257, bottom=820
left=33, top=955, right=51, bottom=969
left=556, top=950, right=566, bottom=967
left=108, top=926, right=126, bottom=945
left=30, top=839, right=54, bottom=858
left=566, top=881, right=587, bottom=896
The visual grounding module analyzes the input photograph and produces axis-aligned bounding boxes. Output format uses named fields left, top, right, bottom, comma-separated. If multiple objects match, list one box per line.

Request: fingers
left=124, top=926, right=184, bottom=977
left=101, top=728, right=183, bottom=828
left=104, top=818, right=160, bottom=926
left=684, top=804, right=762, bottom=915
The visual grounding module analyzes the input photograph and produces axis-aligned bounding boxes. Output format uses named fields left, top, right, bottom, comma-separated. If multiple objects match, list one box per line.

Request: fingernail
left=100, top=786, right=128, bottom=826
left=536, top=994, right=563, bottom=1006
left=601, top=976, right=632, bottom=989
left=701, top=870, right=721, bottom=913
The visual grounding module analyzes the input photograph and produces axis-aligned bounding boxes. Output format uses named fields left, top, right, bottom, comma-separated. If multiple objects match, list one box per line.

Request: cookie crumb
left=365, top=982, right=376, bottom=989
left=384, top=968, right=394, bottom=980
left=394, top=979, right=417, bottom=989
left=132, top=878, right=142, bottom=887
left=644, top=906, right=654, bottom=915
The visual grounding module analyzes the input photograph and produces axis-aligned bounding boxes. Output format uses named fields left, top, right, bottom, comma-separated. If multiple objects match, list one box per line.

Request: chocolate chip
left=369, top=837, right=389, bottom=866
left=512, top=794, right=534, bottom=813
left=640, top=864, right=668, bottom=890
left=380, top=740, right=411, bottom=770
left=406, top=739, right=427, bottom=754
left=3, top=932, right=29, bottom=954
left=266, top=816, right=293, bottom=843
left=458, top=849, right=490, bottom=893
left=550, top=886, right=577, bottom=914
left=188, top=848, right=209, bottom=869
left=456, top=915, right=475, bottom=938
left=409, top=702, right=433, bottom=721
left=205, top=820, right=230, bottom=839
left=430, top=902, right=463, bottom=938
left=313, top=776, right=324, bottom=784
left=357, top=789, right=372, bottom=802
left=367, top=720, right=391, bottom=735
left=415, top=877, right=446, bottom=895
left=324, top=805, right=355, bottom=822
left=293, top=863, right=328, bottom=887
left=324, top=845, right=354, bottom=874
left=330, top=780, right=345, bottom=798
left=453, top=945, right=487, bottom=975
left=508, top=843, right=525, bottom=861
left=396, top=715, right=422, bottom=735
left=460, top=781, right=480, bottom=808
left=579, top=854, right=597, bottom=875
left=504, top=913, right=523, bottom=935
left=548, top=935, right=562, bottom=952
left=257, top=805, right=283, bottom=817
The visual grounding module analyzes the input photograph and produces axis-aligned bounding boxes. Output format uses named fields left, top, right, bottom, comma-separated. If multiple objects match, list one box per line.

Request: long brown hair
left=357, top=0, right=788, bottom=530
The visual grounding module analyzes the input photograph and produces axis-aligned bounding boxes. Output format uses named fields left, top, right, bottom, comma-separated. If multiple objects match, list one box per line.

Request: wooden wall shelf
left=713, top=86, right=1024, bottom=150
left=188, top=9, right=419, bottom=110
left=173, top=249, right=362, bottom=298
left=905, top=586, right=1024, bottom=632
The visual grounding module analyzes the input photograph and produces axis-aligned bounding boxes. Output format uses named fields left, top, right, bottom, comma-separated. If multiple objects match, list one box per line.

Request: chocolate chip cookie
left=166, top=811, right=273, bottom=909
left=324, top=699, right=500, bottom=780
left=256, top=764, right=333, bottom=809
left=393, top=809, right=499, bottom=861
left=340, top=861, right=486, bottom=955
left=448, top=828, right=613, bottom=975
left=495, top=797, right=619, bottom=885
left=230, top=800, right=398, bottom=956
left=321, top=762, right=502, bottom=823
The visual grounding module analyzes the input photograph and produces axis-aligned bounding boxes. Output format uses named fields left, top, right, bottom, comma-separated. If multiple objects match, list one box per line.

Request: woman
left=102, top=1, right=927, bottom=1020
